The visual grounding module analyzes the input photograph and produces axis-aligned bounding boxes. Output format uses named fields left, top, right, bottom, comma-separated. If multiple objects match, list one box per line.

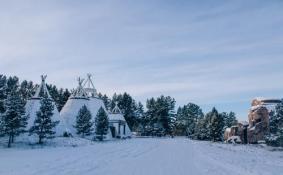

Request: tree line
left=1, top=74, right=283, bottom=147
left=98, top=93, right=238, bottom=141
left=0, top=74, right=239, bottom=143
left=5, top=74, right=283, bottom=147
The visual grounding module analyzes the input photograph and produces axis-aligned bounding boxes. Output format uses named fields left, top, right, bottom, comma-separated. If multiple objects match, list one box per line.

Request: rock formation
left=247, top=105, right=269, bottom=143
left=247, top=98, right=281, bottom=143
left=225, top=98, right=281, bottom=144
left=224, top=122, right=248, bottom=144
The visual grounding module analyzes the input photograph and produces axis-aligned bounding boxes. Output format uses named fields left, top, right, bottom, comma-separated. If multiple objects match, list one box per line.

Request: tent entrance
left=110, top=126, right=116, bottom=138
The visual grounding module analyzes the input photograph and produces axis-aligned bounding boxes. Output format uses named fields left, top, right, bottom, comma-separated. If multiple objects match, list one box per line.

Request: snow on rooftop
left=239, top=121, right=249, bottom=126
left=225, top=128, right=231, bottom=132
left=254, top=97, right=282, bottom=103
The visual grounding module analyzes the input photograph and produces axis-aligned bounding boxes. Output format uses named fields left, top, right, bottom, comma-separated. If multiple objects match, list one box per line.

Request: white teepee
left=25, top=75, right=67, bottom=136
left=60, top=74, right=117, bottom=140
left=109, top=102, right=132, bottom=138
left=60, top=78, right=90, bottom=136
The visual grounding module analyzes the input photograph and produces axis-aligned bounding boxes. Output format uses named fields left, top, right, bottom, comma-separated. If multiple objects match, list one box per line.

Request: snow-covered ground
left=0, top=137, right=283, bottom=175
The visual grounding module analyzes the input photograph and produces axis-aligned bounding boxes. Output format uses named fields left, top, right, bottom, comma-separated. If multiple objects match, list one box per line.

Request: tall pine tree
left=136, top=102, right=146, bottom=133
left=29, top=95, right=59, bottom=144
left=156, top=96, right=175, bottom=135
left=95, top=107, right=109, bottom=141
left=175, top=103, right=203, bottom=137
left=74, top=105, right=93, bottom=137
left=6, top=76, right=19, bottom=95
left=98, top=93, right=111, bottom=110
left=0, top=75, right=7, bottom=114
left=1, top=90, right=27, bottom=147
left=222, top=112, right=237, bottom=129
left=209, top=108, right=224, bottom=142
left=143, top=96, right=175, bottom=136
left=19, top=80, right=35, bottom=104
left=266, top=101, right=283, bottom=147
left=194, top=114, right=210, bottom=140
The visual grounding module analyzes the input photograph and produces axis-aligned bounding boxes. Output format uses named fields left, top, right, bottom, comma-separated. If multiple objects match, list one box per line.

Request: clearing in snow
left=0, top=138, right=282, bottom=175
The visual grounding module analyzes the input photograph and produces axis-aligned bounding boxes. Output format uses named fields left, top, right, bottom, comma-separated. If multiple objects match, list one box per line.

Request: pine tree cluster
left=0, top=75, right=28, bottom=147
left=1, top=73, right=241, bottom=146
left=175, top=105, right=238, bottom=142
left=0, top=74, right=66, bottom=146
left=94, top=93, right=237, bottom=140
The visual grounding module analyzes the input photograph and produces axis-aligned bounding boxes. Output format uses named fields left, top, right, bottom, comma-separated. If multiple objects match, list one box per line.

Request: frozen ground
left=0, top=137, right=283, bottom=175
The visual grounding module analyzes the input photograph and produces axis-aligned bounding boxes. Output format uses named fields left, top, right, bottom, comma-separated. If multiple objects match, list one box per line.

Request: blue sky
left=0, top=0, right=283, bottom=120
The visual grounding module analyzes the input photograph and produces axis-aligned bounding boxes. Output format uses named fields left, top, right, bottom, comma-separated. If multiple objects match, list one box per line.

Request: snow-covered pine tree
left=156, top=96, right=176, bottom=136
left=273, top=103, right=283, bottom=133
left=57, top=88, right=65, bottom=112
left=194, top=110, right=214, bottom=141
left=0, top=75, right=7, bottom=114
left=6, top=76, right=19, bottom=95
left=168, top=108, right=176, bottom=137
left=136, top=102, right=145, bottom=119
left=221, top=112, right=229, bottom=128
left=1, top=90, right=27, bottom=147
left=46, top=84, right=60, bottom=109
left=19, top=80, right=35, bottom=104
left=194, top=115, right=209, bottom=140
left=145, top=98, right=156, bottom=135
left=266, top=101, right=283, bottom=147
left=175, top=103, right=204, bottom=137
left=62, top=89, right=71, bottom=102
left=269, top=110, right=277, bottom=134
left=45, top=84, right=70, bottom=112
left=185, top=103, right=203, bottom=137
left=29, top=95, right=59, bottom=144
left=209, top=107, right=224, bottom=142
left=135, top=102, right=146, bottom=133
left=175, top=107, right=186, bottom=136
left=98, top=93, right=109, bottom=110
left=223, top=112, right=237, bottom=129
left=102, top=94, right=111, bottom=110
left=56, top=88, right=70, bottom=112
left=110, top=93, right=118, bottom=110
left=95, top=107, right=109, bottom=141
left=0, top=114, right=3, bottom=136
left=74, top=105, right=93, bottom=137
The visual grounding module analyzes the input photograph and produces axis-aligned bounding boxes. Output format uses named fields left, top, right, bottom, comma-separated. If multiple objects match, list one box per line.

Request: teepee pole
left=33, top=75, right=51, bottom=98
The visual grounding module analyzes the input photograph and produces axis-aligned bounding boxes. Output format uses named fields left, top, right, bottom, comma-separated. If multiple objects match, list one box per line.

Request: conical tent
left=60, top=78, right=90, bottom=136
left=108, top=102, right=132, bottom=138
left=25, top=75, right=67, bottom=136
left=60, top=74, right=123, bottom=139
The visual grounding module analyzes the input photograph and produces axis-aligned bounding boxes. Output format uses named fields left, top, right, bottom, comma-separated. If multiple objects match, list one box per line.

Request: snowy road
left=0, top=138, right=283, bottom=175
